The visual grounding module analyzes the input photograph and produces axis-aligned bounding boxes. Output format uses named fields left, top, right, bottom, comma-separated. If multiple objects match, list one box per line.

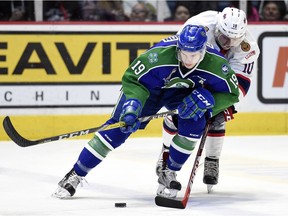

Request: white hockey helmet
left=217, top=7, right=247, bottom=39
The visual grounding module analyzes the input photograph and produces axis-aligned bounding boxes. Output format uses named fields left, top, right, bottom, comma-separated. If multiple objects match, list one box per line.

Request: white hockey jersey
left=178, top=11, right=260, bottom=100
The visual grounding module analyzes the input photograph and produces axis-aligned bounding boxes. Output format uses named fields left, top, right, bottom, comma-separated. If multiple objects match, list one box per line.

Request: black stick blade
left=155, top=196, right=186, bottom=209
left=3, top=116, right=37, bottom=147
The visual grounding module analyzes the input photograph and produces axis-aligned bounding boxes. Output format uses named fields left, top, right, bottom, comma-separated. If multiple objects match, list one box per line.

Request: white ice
left=1, top=135, right=287, bottom=216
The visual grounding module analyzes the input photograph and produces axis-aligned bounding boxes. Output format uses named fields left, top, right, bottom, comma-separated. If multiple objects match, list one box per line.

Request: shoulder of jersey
left=192, top=10, right=218, bottom=25
left=181, top=10, right=218, bottom=31
left=205, top=46, right=226, bottom=60
left=234, top=30, right=260, bottom=62
left=151, top=36, right=178, bottom=49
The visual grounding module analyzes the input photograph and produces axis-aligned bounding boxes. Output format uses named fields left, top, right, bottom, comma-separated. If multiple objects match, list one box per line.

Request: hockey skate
left=52, top=168, right=83, bottom=199
left=155, top=144, right=169, bottom=177
left=203, top=157, right=219, bottom=193
left=157, top=167, right=182, bottom=198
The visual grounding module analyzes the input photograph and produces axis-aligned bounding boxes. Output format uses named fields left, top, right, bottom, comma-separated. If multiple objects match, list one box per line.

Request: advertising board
left=0, top=23, right=287, bottom=137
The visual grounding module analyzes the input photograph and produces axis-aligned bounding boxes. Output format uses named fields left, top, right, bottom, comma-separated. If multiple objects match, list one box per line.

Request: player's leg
left=203, top=106, right=236, bottom=189
left=53, top=91, right=162, bottom=198
left=155, top=88, right=191, bottom=177
left=157, top=116, right=207, bottom=198
left=53, top=126, right=131, bottom=198
left=53, top=93, right=131, bottom=198
left=203, top=120, right=225, bottom=186
left=155, top=114, right=178, bottom=176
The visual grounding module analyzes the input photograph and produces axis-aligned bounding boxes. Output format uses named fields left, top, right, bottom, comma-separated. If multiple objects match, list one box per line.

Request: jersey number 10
left=243, top=62, right=254, bottom=74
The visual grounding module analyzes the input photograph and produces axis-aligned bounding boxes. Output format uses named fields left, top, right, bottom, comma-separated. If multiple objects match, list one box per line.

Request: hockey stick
left=3, top=109, right=177, bottom=148
left=155, top=122, right=210, bottom=209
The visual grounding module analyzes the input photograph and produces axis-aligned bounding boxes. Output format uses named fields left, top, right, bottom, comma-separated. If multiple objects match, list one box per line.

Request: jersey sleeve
left=227, top=30, right=260, bottom=100
left=200, top=51, right=240, bottom=116
left=210, top=69, right=240, bottom=116
left=177, top=11, right=219, bottom=35
left=121, top=56, right=151, bottom=107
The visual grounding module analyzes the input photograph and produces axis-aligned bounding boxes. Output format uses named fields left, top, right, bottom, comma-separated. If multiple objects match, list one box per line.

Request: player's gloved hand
left=178, top=88, right=215, bottom=121
left=119, top=98, right=142, bottom=133
left=211, top=106, right=237, bottom=126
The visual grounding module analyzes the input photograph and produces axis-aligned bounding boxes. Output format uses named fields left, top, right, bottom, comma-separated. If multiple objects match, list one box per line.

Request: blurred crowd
left=0, top=0, right=287, bottom=22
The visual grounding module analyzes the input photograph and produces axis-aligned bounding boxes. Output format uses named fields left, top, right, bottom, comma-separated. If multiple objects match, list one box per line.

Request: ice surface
left=1, top=135, right=287, bottom=216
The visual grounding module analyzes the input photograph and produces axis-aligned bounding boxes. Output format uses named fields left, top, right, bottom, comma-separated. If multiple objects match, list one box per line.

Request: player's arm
left=229, top=38, right=260, bottom=101
left=211, top=92, right=239, bottom=116
left=229, top=59, right=254, bottom=102
left=120, top=56, right=151, bottom=133
left=211, top=70, right=240, bottom=116
left=122, top=57, right=151, bottom=107
left=176, top=11, right=218, bottom=35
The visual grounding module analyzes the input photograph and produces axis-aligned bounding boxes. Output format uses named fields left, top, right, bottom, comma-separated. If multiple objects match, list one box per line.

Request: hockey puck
left=115, top=203, right=126, bottom=208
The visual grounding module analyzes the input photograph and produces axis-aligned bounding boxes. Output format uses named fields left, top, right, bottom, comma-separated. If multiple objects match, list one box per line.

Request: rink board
left=0, top=112, right=287, bottom=141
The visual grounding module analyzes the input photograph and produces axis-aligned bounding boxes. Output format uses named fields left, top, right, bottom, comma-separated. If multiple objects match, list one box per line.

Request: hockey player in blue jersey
left=156, top=7, right=260, bottom=193
left=53, top=25, right=239, bottom=199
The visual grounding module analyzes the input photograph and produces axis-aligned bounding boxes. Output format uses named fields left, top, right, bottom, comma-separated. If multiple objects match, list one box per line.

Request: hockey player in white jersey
left=156, top=7, right=260, bottom=192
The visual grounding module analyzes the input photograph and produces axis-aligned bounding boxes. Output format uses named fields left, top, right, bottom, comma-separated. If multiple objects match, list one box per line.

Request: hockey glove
left=211, top=106, right=237, bottom=126
left=119, top=98, right=142, bottom=133
left=178, top=88, right=215, bottom=121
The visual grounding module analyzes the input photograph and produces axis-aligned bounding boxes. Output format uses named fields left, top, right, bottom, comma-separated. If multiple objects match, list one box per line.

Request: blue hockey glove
left=178, top=88, right=215, bottom=121
left=119, top=99, right=142, bottom=133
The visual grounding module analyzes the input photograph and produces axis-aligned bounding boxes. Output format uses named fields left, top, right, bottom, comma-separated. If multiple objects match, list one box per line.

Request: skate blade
left=51, top=186, right=72, bottom=199
left=207, top=184, right=213, bottom=193
left=157, top=184, right=178, bottom=198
